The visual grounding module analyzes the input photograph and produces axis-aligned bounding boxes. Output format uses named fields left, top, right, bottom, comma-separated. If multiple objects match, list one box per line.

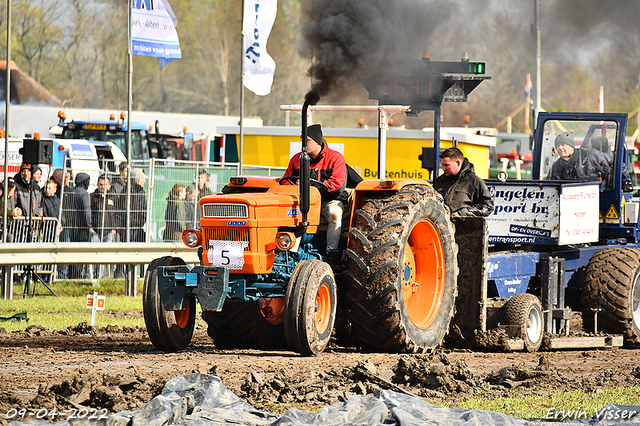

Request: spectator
left=433, top=147, right=494, bottom=218
left=163, top=183, right=187, bottom=242
left=42, top=179, right=62, bottom=221
left=197, top=170, right=213, bottom=199
left=51, top=169, right=72, bottom=279
left=0, top=178, right=21, bottom=241
left=128, top=168, right=147, bottom=242
left=110, top=162, right=128, bottom=242
left=111, top=162, right=128, bottom=195
left=13, top=163, right=43, bottom=217
left=91, top=175, right=120, bottom=278
left=32, top=166, right=43, bottom=190
left=90, top=175, right=120, bottom=242
left=185, top=183, right=198, bottom=228
left=1, top=178, right=21, bottom=218
left=69, top=172, right=94, bottom=279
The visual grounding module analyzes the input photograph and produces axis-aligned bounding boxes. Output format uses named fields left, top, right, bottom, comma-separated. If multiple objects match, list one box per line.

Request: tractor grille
left=203, top=203, right=248, bottom=218
left=203, top=228, right=250, bottom=251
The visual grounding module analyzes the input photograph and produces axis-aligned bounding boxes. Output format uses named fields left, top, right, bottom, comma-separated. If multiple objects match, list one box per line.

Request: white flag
left=132, top=0, right=182, bottom=67
left=243, top=0, right=277, bottom=96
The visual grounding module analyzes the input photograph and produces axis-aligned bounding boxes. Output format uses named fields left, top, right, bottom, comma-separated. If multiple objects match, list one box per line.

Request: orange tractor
left=142, top=96, right=459, bottom=355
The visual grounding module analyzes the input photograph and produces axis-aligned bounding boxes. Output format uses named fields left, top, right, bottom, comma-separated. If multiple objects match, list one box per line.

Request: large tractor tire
left=143, top=256, right=196, bottom=351
left=202, top=298, right=288, bottom=350
left=284, top=260, right=337, bottom=356
left=581, top=247, right=640, bottom=348
left=503, top=293, right=544, bottom=352
left=345, top=184, right=458, bottom=352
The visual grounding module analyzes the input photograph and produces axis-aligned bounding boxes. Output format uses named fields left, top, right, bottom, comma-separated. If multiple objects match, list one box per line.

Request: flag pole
left=125, top=0, right=134, bottom=295
left=2, top=0, right=11, bottom=245
left=239, top=0, right=245, bottom=175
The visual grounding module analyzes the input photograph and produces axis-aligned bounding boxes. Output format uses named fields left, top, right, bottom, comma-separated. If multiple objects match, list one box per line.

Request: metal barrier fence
left=3, top=217, right=59, bottom=280
left=2, top=160, right=285, bottom=282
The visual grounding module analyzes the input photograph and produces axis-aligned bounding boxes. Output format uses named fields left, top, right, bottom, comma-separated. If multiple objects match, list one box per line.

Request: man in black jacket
left=433, top=147, right=494, bottom=217
left=69, top=172, right=94, bottom=278
left=548, top=132, right=612, bottom=183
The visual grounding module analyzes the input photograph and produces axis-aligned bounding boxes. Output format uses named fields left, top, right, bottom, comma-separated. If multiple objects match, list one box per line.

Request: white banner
left=132, top=0, right=182, bottom=67
left=243, top=0, right=277, bottom=96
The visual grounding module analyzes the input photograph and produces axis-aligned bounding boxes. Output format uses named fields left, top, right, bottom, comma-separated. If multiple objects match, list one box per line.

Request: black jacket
left=129, top=180, right=147, bottom=242
left=13, top=171, right=43, bottom=217
left=42, top=194, right=62, bottom=224
left=433, top=159, right=494, bottom=218
left=70, top=173, right=93, bottom=242
left=90, top=189, right=121, bottom=239
left=549, top=148, right=611, bottom=182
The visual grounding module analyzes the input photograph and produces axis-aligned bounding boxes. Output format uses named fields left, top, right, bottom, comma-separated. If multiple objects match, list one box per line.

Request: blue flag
left=132, top=0, right=182, bottom=67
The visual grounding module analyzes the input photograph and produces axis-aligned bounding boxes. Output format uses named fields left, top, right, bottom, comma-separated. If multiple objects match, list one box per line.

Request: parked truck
left=50, top=111, right=197, bottom=162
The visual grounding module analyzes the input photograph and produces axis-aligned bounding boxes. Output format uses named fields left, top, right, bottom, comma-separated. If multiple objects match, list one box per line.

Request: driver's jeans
left=321, top=199, right=344, bottom=252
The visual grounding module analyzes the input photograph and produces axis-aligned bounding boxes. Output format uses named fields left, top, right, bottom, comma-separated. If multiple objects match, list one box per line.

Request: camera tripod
left=18, top=166, right=57, bottom=298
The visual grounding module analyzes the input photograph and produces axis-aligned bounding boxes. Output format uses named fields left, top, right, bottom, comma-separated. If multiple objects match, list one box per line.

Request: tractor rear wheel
left=202, top=299, right=288, bottom=350
left=284, top=260, right=337, bottom=356
left=143, top=256, right=196, bottom=351
left=581, top=247, right=640, bottom=348
left=345, top=185, right=458, bottom=352
left=503, top=293, right=544, bottom=352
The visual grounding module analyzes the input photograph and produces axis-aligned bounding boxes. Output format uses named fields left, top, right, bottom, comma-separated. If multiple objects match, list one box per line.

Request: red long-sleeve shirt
left=284, top=144, right=348, bottom=203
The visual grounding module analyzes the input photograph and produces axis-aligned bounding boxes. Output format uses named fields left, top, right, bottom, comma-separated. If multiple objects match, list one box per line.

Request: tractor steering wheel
left=279, top=176, right=299, bottom=185
left=279, top=176, right=329, bottom=193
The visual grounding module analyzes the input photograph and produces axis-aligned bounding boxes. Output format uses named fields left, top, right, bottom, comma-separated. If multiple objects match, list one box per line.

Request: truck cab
left=50, top=113, right=194, bottom=161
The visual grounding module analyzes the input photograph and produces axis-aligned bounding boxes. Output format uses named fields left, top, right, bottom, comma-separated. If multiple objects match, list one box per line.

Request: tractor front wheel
left=143, top=256, right=196, bottom=351
left=284, top=260, right=337, bottom=356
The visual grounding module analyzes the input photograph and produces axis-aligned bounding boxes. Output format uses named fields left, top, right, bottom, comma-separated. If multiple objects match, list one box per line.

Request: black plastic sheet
left=10, top=373, right=640, bottom=426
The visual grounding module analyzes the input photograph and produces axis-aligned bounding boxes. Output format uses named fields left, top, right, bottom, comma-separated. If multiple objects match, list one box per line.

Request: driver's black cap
left=306, top=124, right=323, bottom=146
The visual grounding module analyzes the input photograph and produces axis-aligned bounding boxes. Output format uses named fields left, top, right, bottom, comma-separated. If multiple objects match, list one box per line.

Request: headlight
left=182, top=229, right=202, bottom=247
left=276, top=232, right=296, bottom=250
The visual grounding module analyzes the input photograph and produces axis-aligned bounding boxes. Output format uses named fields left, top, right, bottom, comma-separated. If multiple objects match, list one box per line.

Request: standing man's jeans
left=94, top=232, right=119, bottom=279
left=321, top=199, right=344, bottom=253
left=57, top=229, right=69, bottom=279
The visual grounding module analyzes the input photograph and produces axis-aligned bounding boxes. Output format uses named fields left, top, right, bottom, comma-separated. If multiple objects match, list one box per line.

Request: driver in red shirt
left=284, top=124, right=348, bottom=259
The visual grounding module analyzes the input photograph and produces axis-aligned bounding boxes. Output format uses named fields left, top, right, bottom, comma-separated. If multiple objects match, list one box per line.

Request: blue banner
left=132, top=0, right=182, bottom=66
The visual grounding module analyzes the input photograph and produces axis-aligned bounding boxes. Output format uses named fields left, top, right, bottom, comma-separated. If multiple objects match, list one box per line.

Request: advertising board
left=486, top=182, right=599, bottom=245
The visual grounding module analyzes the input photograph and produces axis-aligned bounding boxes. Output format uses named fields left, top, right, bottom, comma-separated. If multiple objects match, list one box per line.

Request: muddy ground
left=1, top=320, right=640, bottom=425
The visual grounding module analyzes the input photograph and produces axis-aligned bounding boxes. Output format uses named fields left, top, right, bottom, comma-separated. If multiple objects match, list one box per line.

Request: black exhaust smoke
left=300, top=0, right=455, bottom=100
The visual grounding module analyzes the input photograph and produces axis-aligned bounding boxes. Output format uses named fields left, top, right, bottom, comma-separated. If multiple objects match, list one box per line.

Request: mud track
left=1, top=321, right=640, bottom=425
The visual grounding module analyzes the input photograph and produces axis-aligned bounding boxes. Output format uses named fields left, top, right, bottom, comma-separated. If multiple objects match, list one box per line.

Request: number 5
left=221, top=250, right=230, bottom=265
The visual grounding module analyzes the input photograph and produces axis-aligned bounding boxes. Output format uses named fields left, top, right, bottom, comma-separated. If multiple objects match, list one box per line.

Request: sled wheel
left=503, top=293, right=543, bottom=352
left=581, top=248, right=640, bottom=348
left=202, top=300, right=288, bottom=350
left=345, top=185, right=458, bottom=352
left=258, top=297, right=285, bottom=325
left=143, top=256, right=195, bottom=351
left=284, top=260, right=337, bottom=356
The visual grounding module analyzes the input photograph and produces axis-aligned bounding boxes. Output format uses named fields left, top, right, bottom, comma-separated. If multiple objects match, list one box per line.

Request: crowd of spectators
left=1, top=163, right=214, bottom=279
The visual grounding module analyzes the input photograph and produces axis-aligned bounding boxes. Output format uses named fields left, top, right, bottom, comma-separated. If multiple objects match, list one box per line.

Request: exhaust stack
left=300, top=91, right=320, bottom=226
